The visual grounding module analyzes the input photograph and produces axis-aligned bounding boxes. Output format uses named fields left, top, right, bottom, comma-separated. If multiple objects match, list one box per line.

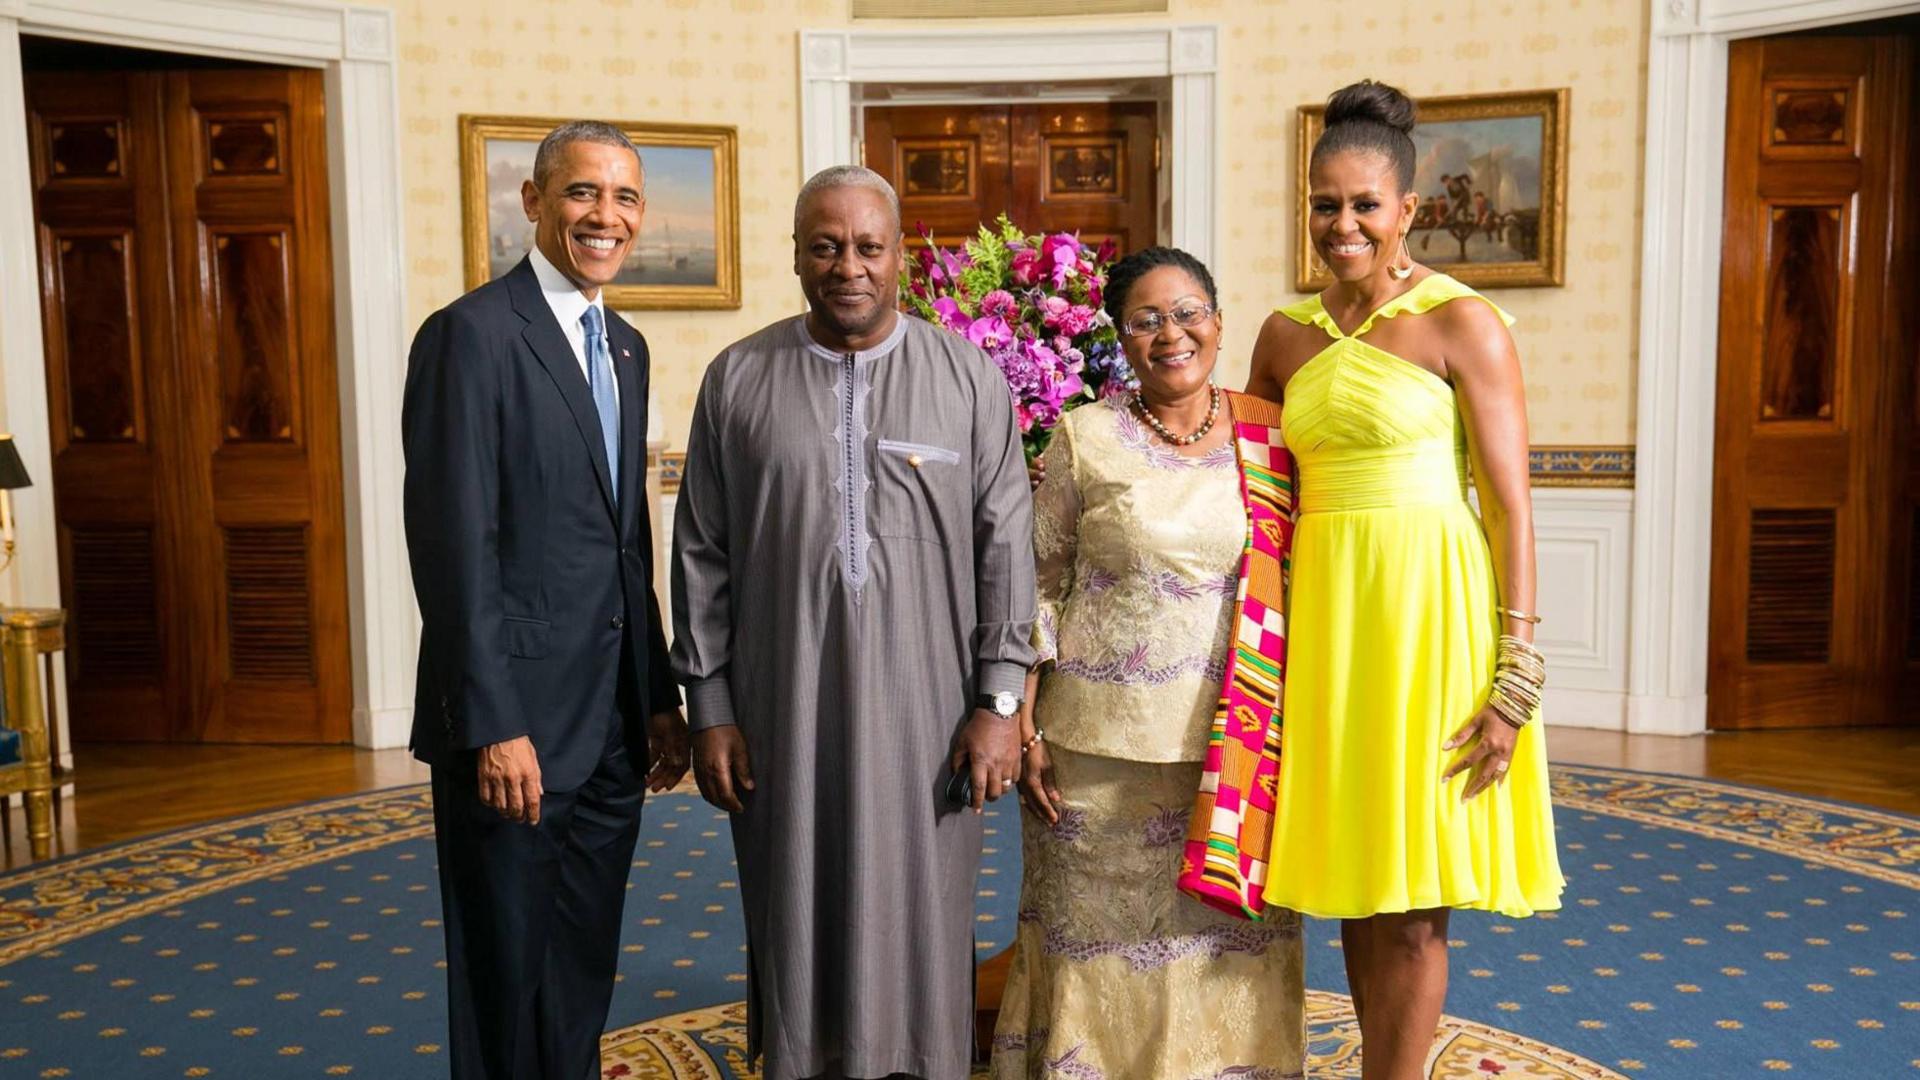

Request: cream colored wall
left=388, top=0, right=1645, bottom=448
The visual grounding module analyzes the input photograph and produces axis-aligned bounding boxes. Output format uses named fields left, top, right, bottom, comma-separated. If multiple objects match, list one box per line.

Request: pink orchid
left=967, top=315, right=1014, bottom=351
left=931, top=297, right=971, bottom=333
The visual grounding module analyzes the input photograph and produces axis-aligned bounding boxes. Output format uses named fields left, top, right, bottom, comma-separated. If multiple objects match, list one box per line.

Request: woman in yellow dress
left=1246, top=81, right=1565, bottom=1077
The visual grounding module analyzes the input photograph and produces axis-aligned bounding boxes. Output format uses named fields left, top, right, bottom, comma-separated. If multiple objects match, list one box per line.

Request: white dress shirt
left=528, top=245, right=619, bottom=408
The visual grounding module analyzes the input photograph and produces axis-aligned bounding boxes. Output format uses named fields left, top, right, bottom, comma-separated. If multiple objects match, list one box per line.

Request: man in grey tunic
left=671, top=166, right=1037, bottom=1080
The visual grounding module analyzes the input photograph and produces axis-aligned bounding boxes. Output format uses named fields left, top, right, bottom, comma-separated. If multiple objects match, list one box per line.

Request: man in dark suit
left=402, top=120, right=689, bottom=1080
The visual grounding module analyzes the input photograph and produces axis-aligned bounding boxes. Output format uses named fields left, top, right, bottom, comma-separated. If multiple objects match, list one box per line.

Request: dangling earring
left=1310, top=249, right=1329, bottom=275
left=1388, top=231, right=1414, bottom=281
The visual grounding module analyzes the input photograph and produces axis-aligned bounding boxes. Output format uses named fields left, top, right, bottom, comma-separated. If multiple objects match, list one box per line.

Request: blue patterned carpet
left=0, top=764, right=1914, bottom=1078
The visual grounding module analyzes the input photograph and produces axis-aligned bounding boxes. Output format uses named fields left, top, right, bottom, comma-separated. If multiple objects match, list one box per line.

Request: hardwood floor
left=1, top=743, right=429, bottom=867
left=3, top=726, right=1916, bottom=869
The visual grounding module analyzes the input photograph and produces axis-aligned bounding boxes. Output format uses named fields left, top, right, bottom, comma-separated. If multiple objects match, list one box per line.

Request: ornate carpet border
left=0, top=787, right=434, bottom=965
left=2, top=765, right=1913, bottom=965
left=600, top=992, right=1630, bottom=1079
left=1548, top=765, right=1920, bottom=890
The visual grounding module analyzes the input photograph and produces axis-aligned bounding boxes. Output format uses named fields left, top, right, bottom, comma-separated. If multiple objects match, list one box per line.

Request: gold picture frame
left=1294, top=88, right=1569, bottom=291
left=459, top=114, right=741, bottom=310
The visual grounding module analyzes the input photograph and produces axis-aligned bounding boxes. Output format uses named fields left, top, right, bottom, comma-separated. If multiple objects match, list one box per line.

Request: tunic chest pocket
left=874, top=439, right=964, bottom=546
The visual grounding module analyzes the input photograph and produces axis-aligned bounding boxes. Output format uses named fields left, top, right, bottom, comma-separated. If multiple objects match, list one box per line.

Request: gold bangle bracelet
left=1500, top=607, right=1543, bottom=625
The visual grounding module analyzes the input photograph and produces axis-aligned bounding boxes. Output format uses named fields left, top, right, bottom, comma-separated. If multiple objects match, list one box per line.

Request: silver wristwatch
left=977, top=690, right=1021, bottom=719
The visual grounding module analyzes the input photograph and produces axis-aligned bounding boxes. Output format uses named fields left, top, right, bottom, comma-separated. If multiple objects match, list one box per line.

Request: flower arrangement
left=900, top=215, right=1134, bottom=460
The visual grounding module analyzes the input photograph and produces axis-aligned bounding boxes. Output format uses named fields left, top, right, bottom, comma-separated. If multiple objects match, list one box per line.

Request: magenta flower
left=967, top=315, right=1014, bottom=351
left=980, top=289, right=1016, bottom=318
left=1010, top=248, right=1041, bottom=287
left=931, top=297, right=971, bottom=333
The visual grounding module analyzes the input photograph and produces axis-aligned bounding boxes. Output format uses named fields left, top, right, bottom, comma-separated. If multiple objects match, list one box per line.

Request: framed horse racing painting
left=459, top=115, right=742, bottom=310
left=1294, top=89, right=1569, bottom=290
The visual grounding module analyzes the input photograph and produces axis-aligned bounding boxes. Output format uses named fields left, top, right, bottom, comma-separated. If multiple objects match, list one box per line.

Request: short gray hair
left=793, top=165, right=901, bottom=236
left=531, top=120, right=644, bottom=191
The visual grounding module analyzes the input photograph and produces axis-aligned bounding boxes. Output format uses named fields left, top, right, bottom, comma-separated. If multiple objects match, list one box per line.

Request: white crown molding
left=1653, top=0, right=1920, bottom=36
left=800, top=24, right=1220, bottom=267
left=13, top=0, right=349, bottom=63
left=341, top=5, right=390, bottom=63
left=1169, top=24, right=1216, bottom=74
left=1, top=0, right=416, bottom=748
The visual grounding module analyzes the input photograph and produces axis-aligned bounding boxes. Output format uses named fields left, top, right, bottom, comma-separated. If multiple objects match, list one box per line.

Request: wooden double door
left=864, top=101, right=1158, bottom=253
left=1709, top=27, right=1920, bottom=727
left=25, top=62, right=352, bottom=743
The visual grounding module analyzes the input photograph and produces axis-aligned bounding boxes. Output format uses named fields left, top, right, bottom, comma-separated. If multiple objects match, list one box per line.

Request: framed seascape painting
left=459, top=115, right=741, bottom=310
left=1294, top=88, right=1569, bottom=290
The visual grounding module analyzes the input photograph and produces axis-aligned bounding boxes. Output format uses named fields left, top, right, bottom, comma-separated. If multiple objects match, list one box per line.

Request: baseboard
left=1626, top=692, right=1708, bottom=736
left=1544, top=687, right=1628, bottom=730
left=352, top=705, right=413, bottom=750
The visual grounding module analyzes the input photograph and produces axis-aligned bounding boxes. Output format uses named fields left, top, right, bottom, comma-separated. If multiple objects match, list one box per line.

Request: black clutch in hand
left=944, top=769, right=973, bottom=807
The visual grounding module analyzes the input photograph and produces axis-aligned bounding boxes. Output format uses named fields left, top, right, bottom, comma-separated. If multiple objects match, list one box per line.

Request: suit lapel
left=505, top=260, right=617, bottom=522
left=611, top=318, right=645, bottom=543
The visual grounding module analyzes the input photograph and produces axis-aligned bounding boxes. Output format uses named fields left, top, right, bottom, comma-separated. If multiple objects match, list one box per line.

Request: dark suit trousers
left=432, top=719, right=643, bottom=1080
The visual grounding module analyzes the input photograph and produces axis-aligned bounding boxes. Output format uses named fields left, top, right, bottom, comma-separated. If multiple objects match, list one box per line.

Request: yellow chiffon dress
left=1265, top=274, right=1565, bottom=919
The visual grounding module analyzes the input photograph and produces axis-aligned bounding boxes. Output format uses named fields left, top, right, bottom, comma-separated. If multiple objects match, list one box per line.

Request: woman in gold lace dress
left=991, top=247, right=1305, bottom=1080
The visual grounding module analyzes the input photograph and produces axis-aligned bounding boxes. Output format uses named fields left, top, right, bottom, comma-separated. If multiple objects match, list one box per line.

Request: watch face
left=992, top=691, right=1019, bottom=715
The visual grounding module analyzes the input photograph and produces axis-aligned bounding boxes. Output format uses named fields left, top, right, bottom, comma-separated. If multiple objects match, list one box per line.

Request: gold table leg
left=3, top=609, right=66, bottom=861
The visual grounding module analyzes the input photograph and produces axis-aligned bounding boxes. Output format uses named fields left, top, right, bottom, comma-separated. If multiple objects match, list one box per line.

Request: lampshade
left=0, top=435, right=32, bottom=490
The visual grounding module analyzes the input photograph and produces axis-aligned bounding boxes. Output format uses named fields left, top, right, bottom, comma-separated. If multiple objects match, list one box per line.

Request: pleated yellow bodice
left=1264, top=274, right=1565, bottom=920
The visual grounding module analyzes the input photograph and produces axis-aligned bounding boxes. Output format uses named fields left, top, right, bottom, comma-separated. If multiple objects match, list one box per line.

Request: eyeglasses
left=1119, top=302, right=1216, bottom=338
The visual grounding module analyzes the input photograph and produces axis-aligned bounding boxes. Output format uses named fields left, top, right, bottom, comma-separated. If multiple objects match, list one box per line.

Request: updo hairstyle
left=1310, top=80, right=1418, bottom=194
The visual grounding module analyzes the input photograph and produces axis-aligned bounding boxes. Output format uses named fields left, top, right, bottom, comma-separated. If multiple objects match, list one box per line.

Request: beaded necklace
left=1131, top=385, right=1221, bottom=447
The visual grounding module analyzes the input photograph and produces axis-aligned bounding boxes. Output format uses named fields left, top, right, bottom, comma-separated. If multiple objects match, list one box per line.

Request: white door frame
left=0, top=0, right=417, bottom=748
left=798, top=24, right=1219, bottom=267
left=1630, top=0, right=1920, bottom=734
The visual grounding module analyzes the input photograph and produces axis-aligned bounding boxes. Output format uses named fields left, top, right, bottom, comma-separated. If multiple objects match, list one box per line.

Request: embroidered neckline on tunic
left=795, top=313, right=909, bottom=363
left=1112, top=401, right=1236, bottom=470
left=793, top=317, right=908, bottom=598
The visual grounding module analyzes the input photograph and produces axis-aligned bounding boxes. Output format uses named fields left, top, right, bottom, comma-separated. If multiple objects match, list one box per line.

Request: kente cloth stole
left=1177, top=391, right=1295, bottom=921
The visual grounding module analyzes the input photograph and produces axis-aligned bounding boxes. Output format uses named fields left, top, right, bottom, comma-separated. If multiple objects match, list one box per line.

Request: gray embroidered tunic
left=670, top=313, right=1038, bottom=1080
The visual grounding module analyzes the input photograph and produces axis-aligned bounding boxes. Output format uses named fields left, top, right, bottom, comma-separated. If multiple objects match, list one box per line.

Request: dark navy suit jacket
left=401, top=257, right=677, bottom=792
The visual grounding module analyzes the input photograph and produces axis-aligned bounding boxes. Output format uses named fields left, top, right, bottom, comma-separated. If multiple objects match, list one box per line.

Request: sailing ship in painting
left=623, top=217, right=716, bottom=284
left=1409, top=115, right=1545, bottom=265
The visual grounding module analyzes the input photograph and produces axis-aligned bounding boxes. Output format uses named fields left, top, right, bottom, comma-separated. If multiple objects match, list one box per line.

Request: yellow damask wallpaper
left=383, top=0, right=1645, bottom=446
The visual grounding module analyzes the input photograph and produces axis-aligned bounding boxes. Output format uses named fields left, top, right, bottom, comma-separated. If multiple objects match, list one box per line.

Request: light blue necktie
left=581, top=305, right=619, bottom=502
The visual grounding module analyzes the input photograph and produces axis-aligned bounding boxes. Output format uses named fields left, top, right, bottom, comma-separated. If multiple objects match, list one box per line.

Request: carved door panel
left=1709, top=33, right=1919, bottom=728
left=27, top=66, right=351, bottom=743
left=1009, top=101, right=1157, bottom=255
left=863, top=104, right=1015, bottom=249
left=25, top=71, right=180, bottom=740
left=864, top=101, right=1158, bottom=253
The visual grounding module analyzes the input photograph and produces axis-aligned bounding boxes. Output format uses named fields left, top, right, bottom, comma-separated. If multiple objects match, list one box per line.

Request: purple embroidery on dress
left=993, top=1027, right=1048, bottom=1053
left=1141, top=805, right=1189, bottom=848
left=1050, top=807, right=1089, bottom=843
left=1036, top=608, right=1061, bottom=660
left=1040, top=920, right=1297, bottom=972
left=1114, top=405, right=1237, bottom=471
left=1043, top=1044, right=1108, bottom=1080
left=1055, top=645, right=1225, bottom=688
left=1142, top=567, right=1240, bottom=602
left=1195, top=1069, right=1300, bottom=1080
left=1080, top=566, right=1120, bottom=594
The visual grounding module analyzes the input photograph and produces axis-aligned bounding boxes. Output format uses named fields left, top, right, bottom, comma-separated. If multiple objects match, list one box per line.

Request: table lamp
left=0, top=435, right=33, bottom=573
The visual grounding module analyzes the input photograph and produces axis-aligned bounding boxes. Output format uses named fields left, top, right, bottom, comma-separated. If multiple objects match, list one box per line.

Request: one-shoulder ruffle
left=1278, top=274, right=1514, bottom=340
